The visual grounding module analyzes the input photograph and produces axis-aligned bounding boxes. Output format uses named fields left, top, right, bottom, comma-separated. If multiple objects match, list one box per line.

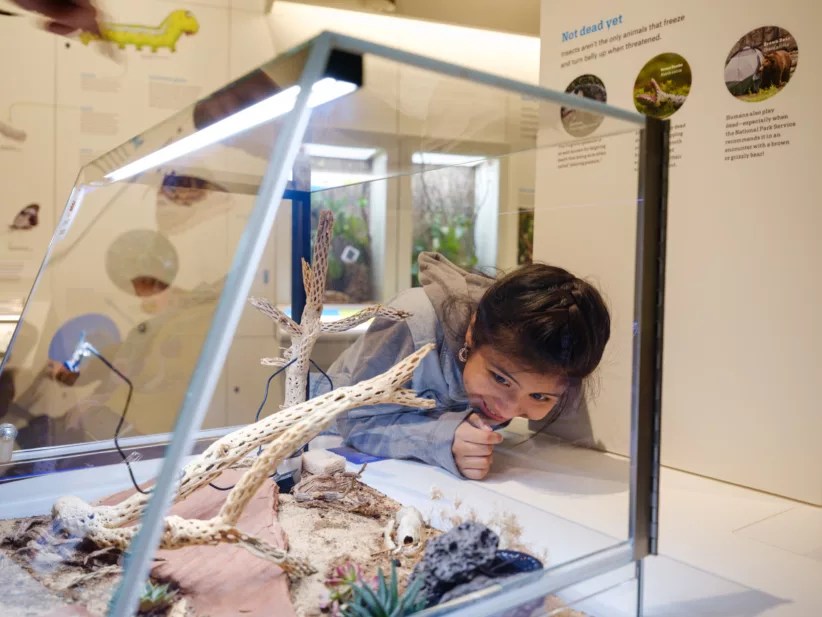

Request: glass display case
left=0, top=32, right=667, bottom=617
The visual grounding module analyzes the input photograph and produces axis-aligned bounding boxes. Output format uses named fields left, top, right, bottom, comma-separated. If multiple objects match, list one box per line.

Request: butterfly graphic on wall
left=0, top=118, right=27, bottom=143
left=10, top=204, right=39, bottom=230
left=156, top=171, right=232, bottom=235
left=159, top=172, right=227, bottom=206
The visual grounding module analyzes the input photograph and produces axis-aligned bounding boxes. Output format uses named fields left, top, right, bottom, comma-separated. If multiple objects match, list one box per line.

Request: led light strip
left=105, top=77, right=357, bottom=183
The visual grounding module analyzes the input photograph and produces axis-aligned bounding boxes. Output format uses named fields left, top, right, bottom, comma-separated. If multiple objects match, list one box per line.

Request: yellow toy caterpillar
left=79, top=10, right=199, bottom=53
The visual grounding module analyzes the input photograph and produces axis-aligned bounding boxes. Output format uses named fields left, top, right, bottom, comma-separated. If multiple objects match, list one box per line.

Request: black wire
left=86, top=348, right=151, bottom=495
left=92, top=346, right=336, bottom=495
left=309, top=359, right=334, bottom=392
left=209, top=357, right=298, bottom=491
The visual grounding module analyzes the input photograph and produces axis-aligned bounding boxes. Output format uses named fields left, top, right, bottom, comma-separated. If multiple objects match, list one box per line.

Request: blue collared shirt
left=308, top=287, right=473, bottom=477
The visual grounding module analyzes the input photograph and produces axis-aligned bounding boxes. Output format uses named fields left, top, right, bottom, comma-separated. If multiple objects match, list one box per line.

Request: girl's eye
left=530, top=393, right=553, bottom=402
left=489, top=371, right=509, bottom=386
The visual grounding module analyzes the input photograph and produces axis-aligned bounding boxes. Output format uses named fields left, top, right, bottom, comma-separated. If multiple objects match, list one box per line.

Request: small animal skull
left=384, top=506, right=426, bottom=555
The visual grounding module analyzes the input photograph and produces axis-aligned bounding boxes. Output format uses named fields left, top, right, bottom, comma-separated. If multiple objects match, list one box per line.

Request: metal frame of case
left=2, top=31, right=668, bottom=617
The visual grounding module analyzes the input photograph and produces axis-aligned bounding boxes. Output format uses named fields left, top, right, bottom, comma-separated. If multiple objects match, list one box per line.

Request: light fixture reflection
left=304, top=143, right=378, bottom=160
left=105, top=78, right=358, bottom=182
left=411, top=152, right=487, bottom=167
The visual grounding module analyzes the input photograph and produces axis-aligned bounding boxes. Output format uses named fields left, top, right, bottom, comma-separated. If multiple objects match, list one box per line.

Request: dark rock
left=438, top=574, right=497, bottom=604
left=410, top=521, right=499, bottom=606
left=482, top=549, right=544, bottom=577
left=440, top=573, right=543, bottom=617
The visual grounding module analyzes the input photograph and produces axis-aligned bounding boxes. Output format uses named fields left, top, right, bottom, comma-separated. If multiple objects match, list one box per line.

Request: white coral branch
left=261, top=357, right=290, bottom=368
left=301, top=259, right=314, bottom=301
left=51, top=344, right=437, bottom=576
left=219, top=344, right=435, bottom=524
left=248, top=297, right=301, bottom=336
left=307, top=212, right=333, bottom=307
left=50, top=209, right=422, bottom=579
left=320, top=305, right=412, bottom=333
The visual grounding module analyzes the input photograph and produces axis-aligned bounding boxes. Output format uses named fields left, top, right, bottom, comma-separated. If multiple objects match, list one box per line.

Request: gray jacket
left=309, top=252, right=494, bottom=477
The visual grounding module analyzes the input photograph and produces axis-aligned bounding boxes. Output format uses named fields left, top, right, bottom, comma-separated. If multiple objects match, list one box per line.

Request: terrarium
left=0, top=32, right=667, bottom=617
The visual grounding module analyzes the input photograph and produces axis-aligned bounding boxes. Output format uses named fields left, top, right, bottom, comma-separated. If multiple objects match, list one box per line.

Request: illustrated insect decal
left=10, top=204, right=39, bottom=230
left=159, top=172, right=227, bottom=206
left=0, top=119, right=26, bottom=142
left=79, top=10, right=199, bottom=53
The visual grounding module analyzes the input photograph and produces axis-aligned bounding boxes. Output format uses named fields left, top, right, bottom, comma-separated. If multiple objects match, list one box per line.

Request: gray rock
left=438, top=574, right=497, bottom=604
left=410, top=521, right=499, bottom=606
left=442, top=574, right=544, bottom=617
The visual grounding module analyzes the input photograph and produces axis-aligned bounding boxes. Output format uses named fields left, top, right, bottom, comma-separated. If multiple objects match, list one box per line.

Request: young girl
left=309, top=252, right=611, bottom=480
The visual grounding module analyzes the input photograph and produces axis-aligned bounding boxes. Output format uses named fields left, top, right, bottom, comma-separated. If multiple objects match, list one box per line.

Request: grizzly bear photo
left=761, top=49, right=793, bottom=89
left=724, top=26, right=798, bottom=102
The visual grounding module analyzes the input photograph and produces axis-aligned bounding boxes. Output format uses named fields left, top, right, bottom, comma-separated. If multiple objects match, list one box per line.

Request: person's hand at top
left=46, top=359, right=80, bottom=386
left=452, top=412, right=504, bottom=480
left=10, top=0, right=100, bottom=36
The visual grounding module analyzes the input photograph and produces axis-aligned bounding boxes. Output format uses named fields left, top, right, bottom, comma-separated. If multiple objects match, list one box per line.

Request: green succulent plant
left=322, top=561, right=368, bottom=615
left=138, top=580, right=178, bottom=614
left=341, top=562, right=425, bottom=617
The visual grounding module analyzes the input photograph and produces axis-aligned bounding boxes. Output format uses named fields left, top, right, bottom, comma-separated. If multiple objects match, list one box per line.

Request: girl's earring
left=458, top=345, right=470, bottom=363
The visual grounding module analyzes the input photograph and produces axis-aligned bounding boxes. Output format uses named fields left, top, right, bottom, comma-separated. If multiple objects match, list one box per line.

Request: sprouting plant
left=322, top=561, right=370, bottom=616
left=138, top=579, right=178, bottom=615
left=341, top=562, right=426, bottom=617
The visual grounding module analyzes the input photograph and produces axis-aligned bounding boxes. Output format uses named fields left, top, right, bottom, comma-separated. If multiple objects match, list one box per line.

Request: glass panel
left=308, top=138, right=639, bottom=584
left=542, top=567, right=638, bottom=617
left=0, top=45, right=312, bottom=474
left=0, top=34, right=653, bottom=617
left=301, top=41, right=646, bottom=617
left=309, top=155, right=380, bottom=304
left=303, top=53, right=643, bottom=188
left=457, top=565, right=638, bottom=617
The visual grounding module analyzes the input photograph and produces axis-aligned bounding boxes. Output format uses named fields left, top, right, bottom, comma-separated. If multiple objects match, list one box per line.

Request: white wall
left=0, top=1, right=283, bottom=437
left=261, top=2, right=541, bottom=292
left=538, top=0, right=822, bottom=505
left=272, top=0, right=541, bottom=36
left=0, top=0, right=539, bottom=304
left=392, top=0, right=540, bottom=36
left=266, top=1, right=539, bottom=84
left=0, top=0, right=541, bottom=442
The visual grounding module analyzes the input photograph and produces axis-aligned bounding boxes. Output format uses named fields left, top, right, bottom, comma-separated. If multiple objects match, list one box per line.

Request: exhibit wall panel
left=538, top=0, right=822, bottom=504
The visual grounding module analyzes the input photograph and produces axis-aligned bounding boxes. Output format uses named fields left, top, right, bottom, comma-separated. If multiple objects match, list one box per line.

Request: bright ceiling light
left=105, top=78, right=358, bottom=183
left=310, top=170, right=380, bottom=189
left=303, top=143, right=378, bottom=160
left=411, top=152, right=487, bottom=167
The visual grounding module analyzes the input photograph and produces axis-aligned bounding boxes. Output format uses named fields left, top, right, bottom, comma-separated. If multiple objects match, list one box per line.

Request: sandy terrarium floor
left=0, top=468, right=428, bottom=617
left=0, top=468, right=593, bottom=617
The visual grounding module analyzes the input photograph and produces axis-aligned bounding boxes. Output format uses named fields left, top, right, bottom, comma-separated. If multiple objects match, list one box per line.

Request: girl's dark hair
left=470, top=262, right=611, bottom=415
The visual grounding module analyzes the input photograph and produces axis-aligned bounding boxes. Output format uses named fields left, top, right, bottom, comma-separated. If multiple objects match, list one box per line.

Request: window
left=307, top=144, right=382, bottom=304
left=410, top=153, right=500, bottom=286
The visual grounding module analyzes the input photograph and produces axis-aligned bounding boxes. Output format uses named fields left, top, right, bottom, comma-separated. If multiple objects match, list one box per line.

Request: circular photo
left=49, top=313, right=121, bottom=361
left=105, top=229, right=179, bottom=297
left=724, top=26, right=798, bottom=102
left=560, top=74, right=607, bottom=138
left=633, top=53, right=692, bottom=119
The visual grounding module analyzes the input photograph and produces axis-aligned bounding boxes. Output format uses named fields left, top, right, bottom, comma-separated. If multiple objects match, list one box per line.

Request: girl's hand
left=452, top=413, right=503, bottom=480
left=11, top=0, right=100, bottom=35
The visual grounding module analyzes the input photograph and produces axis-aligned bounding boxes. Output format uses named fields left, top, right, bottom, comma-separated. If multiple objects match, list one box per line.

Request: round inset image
left=724, top=26, right=797, bottom=102
left=49, top=313, right=121, bottom=365
left=560, top=74, right=607, bottom=138
left=633, top=53, right=692, bottom=119
left=105, top=229, right=179, bottom=296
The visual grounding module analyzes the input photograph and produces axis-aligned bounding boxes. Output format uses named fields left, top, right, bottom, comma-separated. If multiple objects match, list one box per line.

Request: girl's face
left=462, top=344, right=567, bottom=425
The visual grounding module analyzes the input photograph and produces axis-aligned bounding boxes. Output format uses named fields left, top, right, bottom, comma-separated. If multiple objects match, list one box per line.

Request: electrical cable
left=85, top=348, right=151, bottom=495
